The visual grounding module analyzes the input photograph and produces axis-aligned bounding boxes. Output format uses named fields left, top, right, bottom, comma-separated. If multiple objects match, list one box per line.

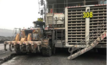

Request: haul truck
left=44, top=3, right=107, bottom=59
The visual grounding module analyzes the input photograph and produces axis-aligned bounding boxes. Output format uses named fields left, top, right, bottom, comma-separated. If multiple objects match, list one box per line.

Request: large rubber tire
left=14, top=44, right=22, bottom=54
left=52, top=44, right=56, bottom=55
left=42, top=47, right=52, bottom=57
left=49, top=39, right=56, bottom=55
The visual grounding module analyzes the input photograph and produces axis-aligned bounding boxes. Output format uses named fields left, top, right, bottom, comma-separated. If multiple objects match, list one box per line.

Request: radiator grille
left=67, top=7, right=86, bottom=45
left=90, top=5, right=106, bottom=44
left=66, top=5, right=106, bottom=46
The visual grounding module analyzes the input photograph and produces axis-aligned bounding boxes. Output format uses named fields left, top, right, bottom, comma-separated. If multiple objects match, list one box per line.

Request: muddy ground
left=0, top=43, right=106, bottom=65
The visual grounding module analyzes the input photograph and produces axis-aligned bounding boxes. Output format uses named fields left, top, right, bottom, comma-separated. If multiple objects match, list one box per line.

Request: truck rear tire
left=14, top=44, right=22, bottom=54
left=42, top=47, right=52, bottom=57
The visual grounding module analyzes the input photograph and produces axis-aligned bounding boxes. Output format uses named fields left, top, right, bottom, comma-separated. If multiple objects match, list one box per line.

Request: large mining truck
left=4, top=21, right=53, bottom=56
left=43, top=0, right=107, bottom=59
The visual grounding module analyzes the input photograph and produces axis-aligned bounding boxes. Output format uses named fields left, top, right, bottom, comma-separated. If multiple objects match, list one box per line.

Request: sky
left=0, top=0, right=41, bottom=30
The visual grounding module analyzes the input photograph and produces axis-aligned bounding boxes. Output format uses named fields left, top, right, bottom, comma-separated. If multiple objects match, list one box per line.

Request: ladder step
left=68, top=31, right=106, bottom=60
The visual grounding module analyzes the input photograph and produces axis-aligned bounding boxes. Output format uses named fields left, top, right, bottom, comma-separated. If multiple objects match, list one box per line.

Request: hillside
left=0, top=29, right=14, bottom=37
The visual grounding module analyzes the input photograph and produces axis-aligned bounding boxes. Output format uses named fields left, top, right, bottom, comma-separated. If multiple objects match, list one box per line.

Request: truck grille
left=90, top=5, right=106, bottom=44
left=66, top=5, right=106, bottom=46
left=67, top=7, right=86, bottom=45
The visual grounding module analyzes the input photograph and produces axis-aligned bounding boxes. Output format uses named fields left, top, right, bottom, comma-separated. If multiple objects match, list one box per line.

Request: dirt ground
left=0, top=44, right=106, bottom=65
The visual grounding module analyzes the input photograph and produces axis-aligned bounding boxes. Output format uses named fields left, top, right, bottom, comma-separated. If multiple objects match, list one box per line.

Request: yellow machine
left=4, top=21, right=52, bottom=56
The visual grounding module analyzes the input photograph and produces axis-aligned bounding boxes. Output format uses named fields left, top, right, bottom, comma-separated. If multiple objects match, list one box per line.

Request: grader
left=4, top=21, right=53, bottom=56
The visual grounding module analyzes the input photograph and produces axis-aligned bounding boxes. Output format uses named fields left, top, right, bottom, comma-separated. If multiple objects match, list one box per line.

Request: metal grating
left=90, top=5, right=106, bottom=44
left=67, top=7, right=86, bottom=45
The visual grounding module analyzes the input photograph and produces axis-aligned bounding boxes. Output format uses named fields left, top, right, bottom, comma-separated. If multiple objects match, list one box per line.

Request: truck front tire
left=41, top=47, right=52, bottom=57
